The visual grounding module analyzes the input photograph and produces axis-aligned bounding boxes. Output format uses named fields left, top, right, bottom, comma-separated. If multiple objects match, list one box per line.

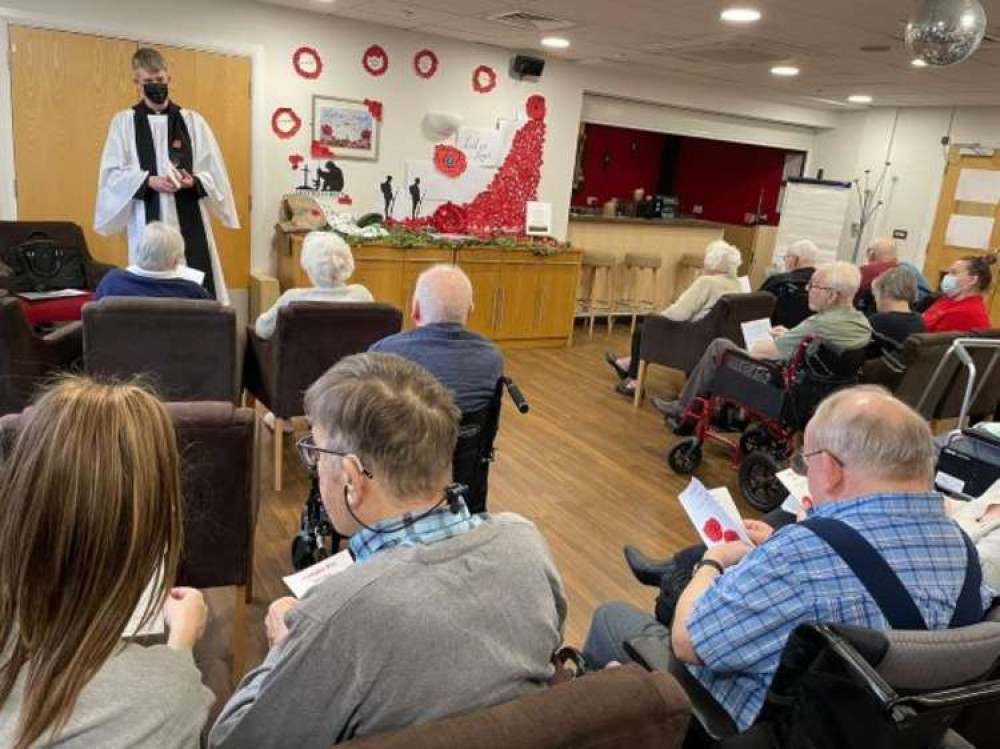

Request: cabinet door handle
left=498, top=288, right=505, bottom=327
left=491, top=288, right=499, bottom=329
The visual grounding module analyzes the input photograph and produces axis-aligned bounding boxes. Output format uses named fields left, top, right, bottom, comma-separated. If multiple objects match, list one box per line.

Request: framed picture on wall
left=311, top=95, right=379, bottom=160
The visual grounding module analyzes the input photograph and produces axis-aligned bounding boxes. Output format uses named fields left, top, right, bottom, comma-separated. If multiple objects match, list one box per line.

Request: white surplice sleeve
left=94, top=110, right=148, bottom=236
left=185, top=110, right=240, bottom=229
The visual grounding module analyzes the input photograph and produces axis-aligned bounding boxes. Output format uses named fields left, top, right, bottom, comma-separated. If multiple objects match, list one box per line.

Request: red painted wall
left=673, top=137, right=789, bottom=226
left=572, top=124, right=666, bottom=206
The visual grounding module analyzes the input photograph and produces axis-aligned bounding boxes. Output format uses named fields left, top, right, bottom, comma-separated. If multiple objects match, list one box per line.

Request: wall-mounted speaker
left=511, top=55, right=545, bottom=79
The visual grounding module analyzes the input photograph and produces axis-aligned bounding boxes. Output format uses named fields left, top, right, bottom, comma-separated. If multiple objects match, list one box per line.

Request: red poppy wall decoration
left=434, top=145, right=467, bottom=178
left=526, top=94, right=547, bottom=121
left=337, top=195, right=353, bottom=206
left=430, top=202, right=469, bottom=234
left=288, top=153, right=305, bottom=170
left=293, top=47, right=323, bottom=80
left=271, top=107, right=302, bottom=139
left=362, top=45, right=389, bottom=76
left=311, top=140, right=336, bottom=159
left=413, top=49, right=439, bottom=79
left=472, top=65, right=497, bottom=94
left=363, top=98, right=384, bottom=122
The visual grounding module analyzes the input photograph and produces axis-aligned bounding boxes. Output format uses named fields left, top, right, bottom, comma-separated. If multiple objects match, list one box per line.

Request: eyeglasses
left=790, top=447, right=845, bottom=476
left=806, top=282, right=835, bottom=293
left=296, top=434, right=373, bottom=478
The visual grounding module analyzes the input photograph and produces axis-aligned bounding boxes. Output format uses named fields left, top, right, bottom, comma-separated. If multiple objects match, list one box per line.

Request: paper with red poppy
left=678, top=478, right=754, bottom=548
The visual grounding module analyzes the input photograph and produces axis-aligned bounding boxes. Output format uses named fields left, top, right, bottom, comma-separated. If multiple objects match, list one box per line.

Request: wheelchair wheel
left=667, top=438, right=703, bottom=475
left=739, top=424, right=774, bottom=456
left=739, top=450, right=788, bottom=512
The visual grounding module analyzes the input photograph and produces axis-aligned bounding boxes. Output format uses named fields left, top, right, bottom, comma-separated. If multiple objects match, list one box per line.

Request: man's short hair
left=414, top=264, right=474, bottom=324
left=304, top=353, right=460, bottom=501
left=134, top=221, right=184, bottom=271
left=300, top=231, right=355, bottom=288
left=787, top=240, right=819, bottom=267
left=872, top=265, right=918, bottom=305
left=132, top=47, right=167, bottom=73
left=867, top=237, right=898, bottom=262
left=810, top=385, right=934, bottom=484
left=815, top=261, right=862, bottom=302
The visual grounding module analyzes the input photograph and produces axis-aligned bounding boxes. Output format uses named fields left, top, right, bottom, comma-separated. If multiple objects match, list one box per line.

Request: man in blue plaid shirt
left=584, top=386, right=993, bottom=731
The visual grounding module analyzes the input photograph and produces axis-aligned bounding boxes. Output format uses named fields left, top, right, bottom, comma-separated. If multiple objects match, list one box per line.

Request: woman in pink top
left=923, top=255, right=996, bottom=333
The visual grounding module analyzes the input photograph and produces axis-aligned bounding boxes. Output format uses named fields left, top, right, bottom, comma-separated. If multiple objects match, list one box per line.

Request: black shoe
left=604, top=351, right=629, bottom=381
left=615, top=381, right=636, bottom=399
left=651, top=396, right=684, bottom=419
left=668, top=416, right=696, bottom=437
left=624, top=545, right=676, bottom=587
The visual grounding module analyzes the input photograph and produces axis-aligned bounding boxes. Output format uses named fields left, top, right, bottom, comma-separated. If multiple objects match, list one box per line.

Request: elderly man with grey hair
left=94, top=221, right=210, bottom=300
left=584, top=385, right=991, bottom=732
left=857, top=236, right=932, bottom=313
left=654, top=261, right=872, bottom=421
left=254, top=231, right=373, bottom=340
left=209, top=353, right=566, bottom=748
left=607, top=239, right=743, bottom=398
left=369, top=264, right=503, bottom=413
left=759, top=239, right=819, bottom=328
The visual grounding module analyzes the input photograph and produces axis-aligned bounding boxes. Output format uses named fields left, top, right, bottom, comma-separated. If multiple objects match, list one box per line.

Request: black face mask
left=143, top=82, right=169, bottom=105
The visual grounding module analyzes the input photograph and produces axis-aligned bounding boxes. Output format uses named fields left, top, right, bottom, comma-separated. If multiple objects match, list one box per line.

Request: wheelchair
left=666, top=337, right=866, bottom=512
left=291, top=376, right=529, bottom=571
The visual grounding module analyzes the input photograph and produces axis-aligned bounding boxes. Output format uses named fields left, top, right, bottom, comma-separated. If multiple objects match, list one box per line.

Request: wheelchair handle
left=503, top=377, right=530, bottom=414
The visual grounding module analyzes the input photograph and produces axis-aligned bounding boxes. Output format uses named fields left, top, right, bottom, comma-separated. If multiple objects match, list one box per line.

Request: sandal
left=604, top=351, right=629, bottom=381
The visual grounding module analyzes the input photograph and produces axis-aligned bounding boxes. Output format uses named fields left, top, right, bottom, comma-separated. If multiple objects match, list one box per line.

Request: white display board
left=772, top=180, right=852, bottom=268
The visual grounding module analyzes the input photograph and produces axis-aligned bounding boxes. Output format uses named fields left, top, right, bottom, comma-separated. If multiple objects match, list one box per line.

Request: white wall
left=809, top=106, right=1000, bottom=268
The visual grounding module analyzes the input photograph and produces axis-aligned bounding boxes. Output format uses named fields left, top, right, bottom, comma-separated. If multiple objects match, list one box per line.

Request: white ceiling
left=256, top=0, right=1000, bottom=109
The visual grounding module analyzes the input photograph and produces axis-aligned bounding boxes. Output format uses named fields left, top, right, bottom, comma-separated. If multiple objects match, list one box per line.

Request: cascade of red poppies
left=461, top=117, right=546, bottom=233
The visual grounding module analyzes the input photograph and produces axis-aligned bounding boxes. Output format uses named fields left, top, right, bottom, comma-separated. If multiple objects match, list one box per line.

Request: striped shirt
left=687, top=493, right=994, bottom=730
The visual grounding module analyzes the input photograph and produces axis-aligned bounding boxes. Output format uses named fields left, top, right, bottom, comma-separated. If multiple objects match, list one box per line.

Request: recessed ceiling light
left=911, top=58, right=928, bottom=68
left=720, top=7, right=761, bottom=23
left=770, top=65, right=800, bottom=77
left=541, top=36, right=570, bottom=49
left=848, top=94, right=873, bottom=104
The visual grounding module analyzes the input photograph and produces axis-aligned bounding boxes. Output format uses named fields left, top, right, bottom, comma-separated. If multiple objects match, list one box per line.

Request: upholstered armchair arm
left=40, top=321, right=84, bottom=368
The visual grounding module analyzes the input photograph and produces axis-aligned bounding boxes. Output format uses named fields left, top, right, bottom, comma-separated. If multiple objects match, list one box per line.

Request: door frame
left=0, top=8, right=265, bottom=271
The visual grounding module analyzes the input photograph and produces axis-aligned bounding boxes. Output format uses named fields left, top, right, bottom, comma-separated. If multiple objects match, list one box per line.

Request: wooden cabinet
left=281, top=235, right=581, bottom=348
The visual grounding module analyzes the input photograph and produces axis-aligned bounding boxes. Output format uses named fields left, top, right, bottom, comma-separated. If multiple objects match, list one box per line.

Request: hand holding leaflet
left=678, top=478, right=754, bottom=547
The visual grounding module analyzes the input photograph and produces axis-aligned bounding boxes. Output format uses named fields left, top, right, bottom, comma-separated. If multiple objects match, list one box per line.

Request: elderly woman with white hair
left=254, top=231, right=373, bottom=340
left=606, top=239, right=743, bottom=398
left=94, top=221, right=210, bottom=300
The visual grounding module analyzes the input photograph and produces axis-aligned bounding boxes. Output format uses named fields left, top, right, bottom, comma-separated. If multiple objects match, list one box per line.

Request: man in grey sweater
left=209, top=353, right=566, bottom=748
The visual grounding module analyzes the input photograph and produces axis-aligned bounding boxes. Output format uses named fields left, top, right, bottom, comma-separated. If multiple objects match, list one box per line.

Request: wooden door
left=534, top=257, right=581, bottom=340
left=496, top=252, right=540, bottom=340
left=924, top=147, right=1000, bottom=322
left=457, top=249, right=503, bottom=337
left=9, top=26, right=251, bottom=289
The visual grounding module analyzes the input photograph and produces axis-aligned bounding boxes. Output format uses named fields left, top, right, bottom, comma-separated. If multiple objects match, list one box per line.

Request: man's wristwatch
left=693, top=558, right=725, bottom=576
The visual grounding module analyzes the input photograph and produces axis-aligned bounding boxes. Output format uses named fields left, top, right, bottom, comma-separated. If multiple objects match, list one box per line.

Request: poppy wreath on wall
left=362, top=45, right=389, bottom=76
left=472, top=65, right=497, bottom=94
left=271, top=107, right=302, bottom=139
left=434, top=145, right=467, bottom=178
left=292, top=47, right=323, bottom=80
left=413, top=49, right=439, bottom=79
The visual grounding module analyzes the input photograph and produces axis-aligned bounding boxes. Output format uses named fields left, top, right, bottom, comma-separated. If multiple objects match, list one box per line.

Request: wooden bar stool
left=620, top=252, right=663, bottom=335
left=577, top=251, right=617, bottom=337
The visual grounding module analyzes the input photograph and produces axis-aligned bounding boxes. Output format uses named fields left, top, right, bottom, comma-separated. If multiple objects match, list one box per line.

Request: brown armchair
left=244, top=302, right=403, bottom=491
left=344, top=664, right=691, bottom=749
left=0, top=296, right=83, bottom=415
left=0, top=220, right=115, bottom=292
left=83, top=297, right=239, bottom=402
left=863, top=329, right=1000, bottom=423
left=634, top=292, right=776, bottom=407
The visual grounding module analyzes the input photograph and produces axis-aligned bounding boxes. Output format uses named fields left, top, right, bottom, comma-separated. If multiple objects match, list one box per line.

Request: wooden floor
left=228, top=324, right=753, bottom=670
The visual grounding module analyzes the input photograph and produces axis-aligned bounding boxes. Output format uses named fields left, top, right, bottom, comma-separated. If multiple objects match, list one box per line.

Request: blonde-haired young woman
left=0, top=377, right=212, bottom=748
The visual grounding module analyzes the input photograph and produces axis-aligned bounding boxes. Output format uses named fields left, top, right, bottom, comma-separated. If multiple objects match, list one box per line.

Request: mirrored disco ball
left=906, top=0, right=987, bottom=66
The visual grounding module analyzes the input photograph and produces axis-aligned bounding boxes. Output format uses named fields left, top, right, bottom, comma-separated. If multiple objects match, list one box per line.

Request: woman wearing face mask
left=922, top=255, right=996, bottom=333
